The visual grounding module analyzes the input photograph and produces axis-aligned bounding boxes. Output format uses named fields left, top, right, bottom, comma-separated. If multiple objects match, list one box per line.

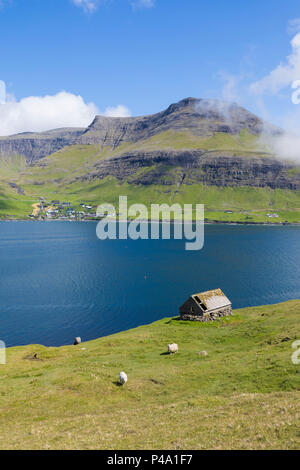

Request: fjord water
left=0, top=221, right=300, bottom=347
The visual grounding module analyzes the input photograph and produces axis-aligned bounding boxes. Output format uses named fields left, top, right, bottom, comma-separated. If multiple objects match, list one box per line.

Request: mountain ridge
left=0, top=97, right=281, bottom=162
left=73, top=97, right=281, bottom=148
left=0, top=127, right=85, bottom=163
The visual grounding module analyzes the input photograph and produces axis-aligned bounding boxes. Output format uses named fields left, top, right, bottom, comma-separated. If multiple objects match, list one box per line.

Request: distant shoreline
left=0, top=218, right=300, bottom=226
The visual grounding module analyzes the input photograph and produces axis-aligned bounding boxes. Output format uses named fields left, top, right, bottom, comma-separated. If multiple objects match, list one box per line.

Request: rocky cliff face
left=0, top=97, right=279, bottom=161
left=76, top=149, right=300, bottom=190
left=1, top=97, right=298, bottom=192
left=77, top=97, right=278, bottom=148
left=0, top=128, right=84, bottom=163
left=72, top=98, right=298, bottom=190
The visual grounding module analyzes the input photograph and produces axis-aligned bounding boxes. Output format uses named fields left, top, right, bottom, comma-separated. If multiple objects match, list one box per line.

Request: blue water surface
left=0, top=221, right=299, bottom=347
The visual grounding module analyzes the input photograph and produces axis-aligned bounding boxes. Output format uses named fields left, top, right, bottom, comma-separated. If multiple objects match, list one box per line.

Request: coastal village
left=29, top=198, right=98, bottom=221
left=27, top=200, right=281, bottom=222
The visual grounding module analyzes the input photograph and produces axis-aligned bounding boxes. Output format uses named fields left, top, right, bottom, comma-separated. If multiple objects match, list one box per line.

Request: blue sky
left=1, top=0, right=300, bottom=134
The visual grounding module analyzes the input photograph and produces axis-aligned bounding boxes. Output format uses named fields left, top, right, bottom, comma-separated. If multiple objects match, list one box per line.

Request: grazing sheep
left=168, top=343, right=178, bottom=354
left=74, top=337, right=81, bottom=345
left=119, top=371, right=128, bottom=385
left=198, top=350, right=208, bottom=357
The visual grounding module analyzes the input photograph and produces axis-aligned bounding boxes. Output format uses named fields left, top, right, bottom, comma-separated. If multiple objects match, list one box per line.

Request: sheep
left=74, top=337, right=81, bottom=345
left=119, top=371, right=128, bottom=385
left=168, top=343, right=178, bottom=354
left=198, top=350, right=208, bottom=357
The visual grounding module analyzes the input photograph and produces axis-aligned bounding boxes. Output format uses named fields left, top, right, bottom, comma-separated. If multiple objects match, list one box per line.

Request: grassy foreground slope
left=0, top=301, right=299, bottom=450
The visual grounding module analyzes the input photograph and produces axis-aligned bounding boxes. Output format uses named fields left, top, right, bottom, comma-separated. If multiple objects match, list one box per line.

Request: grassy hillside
left=2, top=175, right=300, bottom=223
left=102, top=129, right=270, bottom=155
left=0, top=301, right=299, bottom=450
left=1, top=130, right=300, bottom=222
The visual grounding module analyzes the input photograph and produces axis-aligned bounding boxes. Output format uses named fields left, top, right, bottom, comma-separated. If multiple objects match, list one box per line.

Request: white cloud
left=72, top=0, right=155, bottom=13
left=103, top=104, right=131, bottom=117
left=71, top=0, right=98, bottom=13
left=0, top=90, right=99, bottom=136
left=0, top=80, right=6, bottom=104
left=248, top=23, right=300, bottom=161
left=287, top=18, right=300, bottom=35
left=260, top=104, right=300, bottom=162
left=131, top=0, right=155, bottom=9
left=219, top=72, right=244, bottom=104
left=0, top=81, right=132, bottom=136
left=250, top=30, right=300, bottom=95
left=265, top=132, right=300, bottom=161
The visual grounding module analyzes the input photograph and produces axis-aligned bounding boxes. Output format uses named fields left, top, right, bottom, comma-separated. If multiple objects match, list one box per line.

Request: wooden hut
left=180, top=288, right=232, bottom=321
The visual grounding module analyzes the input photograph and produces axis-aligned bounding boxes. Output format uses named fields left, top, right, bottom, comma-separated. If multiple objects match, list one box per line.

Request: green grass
left=19, top=144, right=104, bottom=183
left=16, top=177, right=300, bottom=222
left=109, top=129, right=270, bottom=155
left=0, top=153, right=26, bottom=178
left=0, top=301, right=299, bottom=449
left=0, top=190, right=34, bottom=219
left=2, top=177, right=300, bottom=222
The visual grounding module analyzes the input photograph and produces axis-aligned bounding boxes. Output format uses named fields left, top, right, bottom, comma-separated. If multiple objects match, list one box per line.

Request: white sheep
left=119, top=371, right=128, bottom=385
left=168, top=343, right=178, bottom=354
left=198, top=350, right=208, bottom=357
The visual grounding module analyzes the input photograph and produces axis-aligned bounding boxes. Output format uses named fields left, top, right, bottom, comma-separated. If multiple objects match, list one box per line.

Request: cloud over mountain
left=0, top=84, right=131, bottom=136
left=250, top=30, right=300, bottom=96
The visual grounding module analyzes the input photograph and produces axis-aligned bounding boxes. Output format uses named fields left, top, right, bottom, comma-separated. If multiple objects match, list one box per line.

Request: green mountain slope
left=1, top=98, right=300, bottom=222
